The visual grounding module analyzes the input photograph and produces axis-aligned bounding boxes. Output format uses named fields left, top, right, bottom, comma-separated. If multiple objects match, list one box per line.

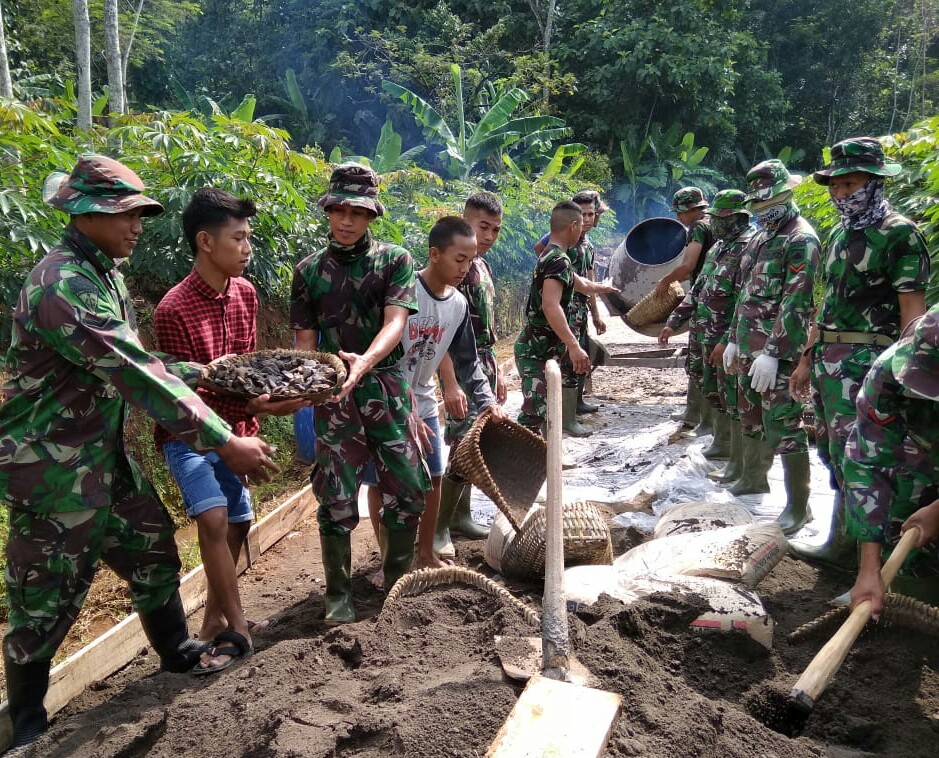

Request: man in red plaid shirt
left=155, top=188, right=304, bottom=674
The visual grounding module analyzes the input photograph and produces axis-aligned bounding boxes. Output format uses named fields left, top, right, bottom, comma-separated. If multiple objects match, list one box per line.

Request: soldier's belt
left=819, top=330, right=894, bottom=347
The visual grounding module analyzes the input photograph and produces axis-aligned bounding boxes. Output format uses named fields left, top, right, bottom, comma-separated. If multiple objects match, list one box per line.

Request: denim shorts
left=163, top=440, right=254, bottom=523
left=362, top=412, right=444, bottom=485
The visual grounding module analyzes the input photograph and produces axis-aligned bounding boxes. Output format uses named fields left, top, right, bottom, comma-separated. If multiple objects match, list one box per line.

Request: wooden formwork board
left=0, top=484, right=316, bottom=751
left=591, top=338, right=687, bottom=369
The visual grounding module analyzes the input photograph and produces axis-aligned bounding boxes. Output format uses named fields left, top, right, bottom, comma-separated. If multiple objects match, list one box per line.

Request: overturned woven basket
left=450, top=413, right=547, bottom=532
left=501, top=500, right=613, bottom=580
left=626, top=281, right=684, bottom=327
left=202, top=349, right=346, bottom=405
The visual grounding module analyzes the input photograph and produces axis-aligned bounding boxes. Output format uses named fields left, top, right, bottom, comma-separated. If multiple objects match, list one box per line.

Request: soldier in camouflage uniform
left=723, top=160, right=820, bottom=534
left=514, top=202, right=617, bottom=431
left=290, top=163, right=430, bottom=624
left=0, top=155, right=278, bottom=749
left=660, top=190, right=755, bottom=469
left=436, top=193, right=505, bottom=552
left=790, top=137, right=929, bottom=566
left=843, top=306, right=939, bottom=615
left=656, top=187, right=715, bottom=436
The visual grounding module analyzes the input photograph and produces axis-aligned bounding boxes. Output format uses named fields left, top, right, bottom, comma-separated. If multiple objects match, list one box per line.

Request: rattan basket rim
left=202, top=349, right=346, bottom=404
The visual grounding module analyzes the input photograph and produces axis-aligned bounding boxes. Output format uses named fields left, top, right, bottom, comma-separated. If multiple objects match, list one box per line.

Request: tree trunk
left=0, top=0, right=13, bottom=99
left=104, top=0, right=125, bottom=115
left=122, top=0, right=145, bottom=83
left=73, top=0, right=92, bottom=132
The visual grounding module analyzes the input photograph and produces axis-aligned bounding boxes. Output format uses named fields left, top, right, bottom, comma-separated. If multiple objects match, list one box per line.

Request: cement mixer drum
left=601, top=216, right=688, bottom=317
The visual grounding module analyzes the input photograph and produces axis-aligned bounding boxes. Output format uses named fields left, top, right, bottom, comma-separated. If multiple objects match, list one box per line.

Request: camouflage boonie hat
left=706, top=189, right=751, bottom=217
left=812, top=137, right=901, bottom=185
left=744, top=160, right=802, bottom=202
left=317, top=162, right=385, bottom=217
left=43, top=154, right=164, bottom=216
left=671, top=186, right=708, bottom=212
left=895, top=308, right=939, bottom=402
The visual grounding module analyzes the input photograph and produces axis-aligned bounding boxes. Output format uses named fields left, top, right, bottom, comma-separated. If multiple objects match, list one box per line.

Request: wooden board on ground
left=590, top=338, right=687, bottom=369
left=487, top=674, right=622, bottom=758
left=0, top=484, right=316, bottom=751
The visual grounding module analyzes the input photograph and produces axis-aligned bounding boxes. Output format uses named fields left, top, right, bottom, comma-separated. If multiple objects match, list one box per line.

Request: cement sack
left=613, top=523, right=787, bottom=588
left=484, top=511, right=519, bottom=573
left=654, top=500, right=754, bottom=539
left=563, top=567, right=774, bottom=649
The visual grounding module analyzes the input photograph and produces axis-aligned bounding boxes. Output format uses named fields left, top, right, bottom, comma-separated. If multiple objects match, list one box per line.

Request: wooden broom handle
left=791, top=526, right=921, bottom=706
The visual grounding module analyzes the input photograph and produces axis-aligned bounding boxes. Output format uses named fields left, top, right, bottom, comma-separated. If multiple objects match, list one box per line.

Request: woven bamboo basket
left=201, top=349, right=346, bottom=405
left=501, top=500, right=613, bottom=580
left=626, top=281, right=684, bottom=327
left=450, top=413, right=547, bottom=532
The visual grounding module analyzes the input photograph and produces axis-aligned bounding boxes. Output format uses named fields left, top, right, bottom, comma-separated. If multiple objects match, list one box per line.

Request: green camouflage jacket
left=732, top=214, right=820, bottom=361
left=569, top=234, right=595, bottom=307
left=0, top=225, right=232, bottom=513
left=521, top=243, right=575, bottom=345
left=817, top=212, right=929, bottom=336
left=458, top=255, right=498, bottom=352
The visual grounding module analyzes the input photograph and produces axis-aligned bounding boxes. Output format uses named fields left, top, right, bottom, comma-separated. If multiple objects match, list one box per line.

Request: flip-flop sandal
left=191, top=630, right=254, bottom=676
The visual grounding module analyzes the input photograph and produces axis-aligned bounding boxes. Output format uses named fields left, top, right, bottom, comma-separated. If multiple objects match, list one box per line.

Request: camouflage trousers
left=699, top=340, right=736, bottom=416
left=444, top=346, right=498, bottom=448
left=4, top=473, right=180, bottom=664
left=810, top=343, right=880, bottom=490
left=515, top=327, right=565, bottom=432
left=311, top=369, right=430, bottom=535
left=687, top=320, right=705, bottom=386
left=736, top=355, right=807, bottom=453
left=561, top=301, right=589, bottom=388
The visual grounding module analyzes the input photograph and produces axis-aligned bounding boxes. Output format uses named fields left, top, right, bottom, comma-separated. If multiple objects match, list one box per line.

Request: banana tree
left=382, top=63, right=569, bottom=180
left=328, top=119, right=425, bottom=173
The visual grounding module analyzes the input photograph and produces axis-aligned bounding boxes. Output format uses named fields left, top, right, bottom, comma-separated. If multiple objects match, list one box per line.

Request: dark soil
left=17, top=360, right=939, bottom=757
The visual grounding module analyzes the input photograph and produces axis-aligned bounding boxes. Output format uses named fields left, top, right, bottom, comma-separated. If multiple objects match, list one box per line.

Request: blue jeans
left=163, top=440, right=254, bottom=523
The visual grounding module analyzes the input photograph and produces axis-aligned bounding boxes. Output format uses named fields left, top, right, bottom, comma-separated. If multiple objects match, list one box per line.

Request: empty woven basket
left=626, top=281, right=684, bottom=327
left=501, top=500, right=613, bottom=580
left=450, top=413, right=547, bottom=532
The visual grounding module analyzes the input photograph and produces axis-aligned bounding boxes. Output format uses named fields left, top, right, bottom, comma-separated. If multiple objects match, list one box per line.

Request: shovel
left=760, top=526, right=921, bottom=735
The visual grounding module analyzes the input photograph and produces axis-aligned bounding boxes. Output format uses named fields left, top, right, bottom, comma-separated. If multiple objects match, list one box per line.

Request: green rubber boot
left=682, top=391, right=713, bottom=438
left=5, top=655, right=50, bottom=749
left=449, top=480, right=489, bottom=540
left=381, top=524, right=417, bottom=592
left=562, top=386, right=592, bottom=437
left=319, top=533, right=355, bottom=625
left=673, top=380, right=702, bottom=428
left=702, top=410, right=732, bottom=460
left=708, top=419, right=743, bottom=482
left=433, top=475, right=463, bottom=557
left=776, top=451, right=811, bottom=535
left=728, top=436, right=773, bottom=496
left=790, top=492, right=857, bottom=570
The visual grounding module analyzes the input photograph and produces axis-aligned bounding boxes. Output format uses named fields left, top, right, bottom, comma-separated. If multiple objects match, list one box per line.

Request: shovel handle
left=790, top=526, right=921, bottom=708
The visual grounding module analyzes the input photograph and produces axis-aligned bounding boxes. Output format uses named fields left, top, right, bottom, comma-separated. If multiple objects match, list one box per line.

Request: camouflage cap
left=706, top=189, right=751, bottom=218
left=671, top=186, right=708, bottom=212
left=744, top=160, right=802, bottom=202
left=43, top=154, right=164, bottom=216
left=812, top=137, right=901, bottom=185
left=895, top=308, right=939, bottom=402
left=317, top=162, right=385, bottom=217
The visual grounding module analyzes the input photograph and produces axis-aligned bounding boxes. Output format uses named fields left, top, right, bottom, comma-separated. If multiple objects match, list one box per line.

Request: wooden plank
left=487, top=675, right=622, bottom=758
left=0, top=484, right=316, bottom=751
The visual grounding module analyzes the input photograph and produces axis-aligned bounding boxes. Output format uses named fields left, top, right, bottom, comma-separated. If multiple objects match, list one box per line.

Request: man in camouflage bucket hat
left=0, top=154, right=278, bottom=749
left=291, top=162, right=430, bottom=624
left=723, top=160, right=819, bottom=535
left=656, top=186, right=716, bottom=436
left=660, top=189, right=757, bottom=470
left=790, top=136, right=928, bottom=567
left=843, top=306, right=939, bottom=616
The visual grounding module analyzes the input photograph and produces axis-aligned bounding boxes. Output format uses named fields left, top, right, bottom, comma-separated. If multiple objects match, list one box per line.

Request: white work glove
left=749, top=354, right=779, bottom=393
left=722, top=342, right=738, bottom=370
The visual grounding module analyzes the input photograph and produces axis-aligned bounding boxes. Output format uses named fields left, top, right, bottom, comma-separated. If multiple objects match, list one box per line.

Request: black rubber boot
left=319, top=532, right=355, bottom=625
left=790, top=491, right=857, bottom=570
left=138, top=591, right=206, bottom=673
left=449, top=480, right=489, bottom=540
left=728, top=436, right=774, bottom=496
left=702, top=410, right=732, bottom=460
left=562, top=387, right=592, bottom=437
left=576, top=376, right=599, bottom=414
left=381, top=525, right=417, bottom=592
left=4, top=654, right=50, bottom=749
left=776, top=451, right=811, bottom=535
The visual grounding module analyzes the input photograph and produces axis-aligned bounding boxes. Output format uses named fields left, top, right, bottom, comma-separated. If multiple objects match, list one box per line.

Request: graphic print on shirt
left=405, top=315, right=451, bottom=374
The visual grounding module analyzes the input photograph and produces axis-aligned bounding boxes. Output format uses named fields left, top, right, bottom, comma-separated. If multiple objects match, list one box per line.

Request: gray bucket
left=600, top=217, right=687, bottom=317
